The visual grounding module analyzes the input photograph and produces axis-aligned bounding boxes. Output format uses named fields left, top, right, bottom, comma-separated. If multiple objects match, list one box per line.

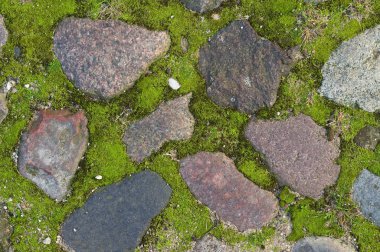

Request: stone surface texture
left=0, top=93, right=8, bottom=124
left=0, top=203, right=12, bottom=252
left=60, top=171, right=172, bottom=252
left=199, top=20, right=291, bottom=114
left=0, top=15, right=8, bottom=49
left=53, top=17, right=170, bottom=99
left=292, top=237, right=356, bottom=252
left=18, top=110, right=88, bottom=201
left=124, top=94, right=194, bottom=163
left=245, top=114, right=340, bottom=199
left=192, top=235, right=237, bottom=252
left=352, top=169, right=380, bottom=227
left=354, top=126, right=380, bottom=150
left=180, top=152, right=278, bottom=231
left=319, top=25, right=380, bottom=112
left=180, top=0, right=226, bottom=13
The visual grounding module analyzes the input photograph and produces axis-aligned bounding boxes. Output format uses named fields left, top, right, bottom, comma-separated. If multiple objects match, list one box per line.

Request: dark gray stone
left=0, top=15, right=8, bottom=49
left=292, top=237, right=356, bottom=252
left=53, top=18, right=170, bottom=100
left=180, top=152, right=278, bottom=231
left=0, top=203, right=12, bottom=252
left=245, top=114, right=340, bottom=199
left=124, top=94, right=194, bottom=163
left=354, top=126, right=380, bottom=150
left=0, top=93, right=8, bottom=124
left=60, top=171, right=172, bottom=252
left=352, top=169, right=380, bottom=227
left=180, top=0, right=226, bottom=13
left=18, top=110, right=89, bottom=201
left=319, top=25, right=380, bottom=112
left=199, top=20, right=291, bottom=114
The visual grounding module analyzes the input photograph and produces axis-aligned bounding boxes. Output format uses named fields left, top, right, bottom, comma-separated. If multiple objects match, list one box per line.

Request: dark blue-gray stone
left=352, top=169, right=380, bottom=227
left=60, top=171, right=172, bottom=252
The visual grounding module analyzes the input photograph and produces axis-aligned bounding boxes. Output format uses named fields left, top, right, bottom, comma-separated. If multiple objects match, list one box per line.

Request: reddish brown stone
left=245, top=114, right=340, bottom=199
left=18, top=110, right=88, bottom=201
left=53, top=18, right=170, bottom=100
left=180, top=152, right=278, bottom=231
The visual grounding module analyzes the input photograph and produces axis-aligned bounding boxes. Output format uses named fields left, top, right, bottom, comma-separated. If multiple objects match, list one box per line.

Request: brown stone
left=0, top=15, right=8, bottom=49
left=199, top=20, right=291, bottom=114
left=180, top=152, right=278, bottom=231
left=0, top=203, right=12, bottom=252
left=124, top=94, right=194, bottom=163
left=53, top=18, right=170, bottom=99
left=245, top=114, right=340, bottom=199
left=0, top=93, right=8, bottom=124
left=18, top=110, right=88, bottom=201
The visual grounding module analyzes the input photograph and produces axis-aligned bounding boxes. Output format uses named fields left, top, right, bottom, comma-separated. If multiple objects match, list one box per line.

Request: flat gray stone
left=0, top=93, right=8, bottom=124
left=192, top=235, right=237, bottom=252
left=199, top=20, right=291, bottom=114
left=180, top=152, right=278, bottom=231
left=0, top=15, right=8, bottom=49
left=60, top=171, right=172, bottom=252
left=245, top=114, right=340, bottom=199
left=124, top=94, right=194, bottom=163
left=354, top=126, right=380, bottom=150
left=352, top=169, right=380, bottom=227
left=319, top=25, right=380, bottom=112
left=292, top=237, right=355, bottom=252
left=18, top=110, right=88, bottom=201
left=180, top=0, right=226, bottom=13
left=53, top=18, right=170, bottom=100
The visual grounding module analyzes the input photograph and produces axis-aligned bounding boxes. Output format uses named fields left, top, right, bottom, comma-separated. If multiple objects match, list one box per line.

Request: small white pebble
left=168, top=78, right=181, bottom=90
left=3, top=206, right=7, bottom=210
left=43, top=237, right=51, bottom=245
left=95, top=175, right=103, bottom=180
left=241, top=26, right=244, bottom=29
left=24, top=84, right=30, bottom=89
left=277, top=112, right=281, bottom=116
left=73, top=228, right=77, bottom=232
left=170, top=15, right=174, bottom=19
left=211, top=13, right=220, bottom=20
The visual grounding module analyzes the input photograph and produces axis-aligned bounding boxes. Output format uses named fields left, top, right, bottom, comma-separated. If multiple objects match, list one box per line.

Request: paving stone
left=192, top=235, right=237, bottom=252
left=53, top=17, right=170, bottom=100
left=0, top=93, right=8, bottom=124
left=292, top=237, right=356, bottom=252
left=124, top=94, right=194, bottom=163
left=352, top=169, right=380, bottom=227
left=0, top=15, right=8, bottom=49
left=354, top=126, right=380, bottom=150
left=60, top=171, right=172, bottom=252
left=199, top=20, right=291, bottom=114
left=319, top=25, right=380, bottom=112
left=245, top=114, right=340, bottom=199
left=18, top=110, right=88, bottom=201
left=179, top=0, right=226, bottom=13
left=180, top=152, right=278, bottom=231
left=0, top=203, right=12, bottom=252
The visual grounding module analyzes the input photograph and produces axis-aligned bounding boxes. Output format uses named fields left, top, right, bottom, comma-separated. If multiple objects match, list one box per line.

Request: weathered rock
left=352, top=169, right=380, bottom=227
left=53, top=18, right=170, bottom=100
left=180, top=0, right=226, bottom=13
left=0, top=15, right=8, bottom=49
left=319, top=25, right=380, bottom=112
left=18, top=110, right=88, bottom=201
left=0, top=203, right=13, bottom=252
left=60, top=171, right=172, bottom=252
left=354, top=126, right=380, bottom=150
left=124, top=94, right=194, bottom=163
left=292, top=237, right=356, bottom=252
left=245, top=114, right=340, bottom=199
left=180, top=152, right=278, bottom=231
left=199, top=20, right=291, bottom=114
left=0, top=93, right=8, bottom=124
left=192, top=235, right=237, bottom=252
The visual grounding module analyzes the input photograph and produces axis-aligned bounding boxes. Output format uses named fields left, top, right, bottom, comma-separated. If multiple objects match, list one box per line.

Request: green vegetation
left=0, top=0, right=379, bottom=251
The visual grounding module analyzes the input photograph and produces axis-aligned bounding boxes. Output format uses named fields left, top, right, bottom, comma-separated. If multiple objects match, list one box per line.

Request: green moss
left=0, top=0, right=379, bottom=251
